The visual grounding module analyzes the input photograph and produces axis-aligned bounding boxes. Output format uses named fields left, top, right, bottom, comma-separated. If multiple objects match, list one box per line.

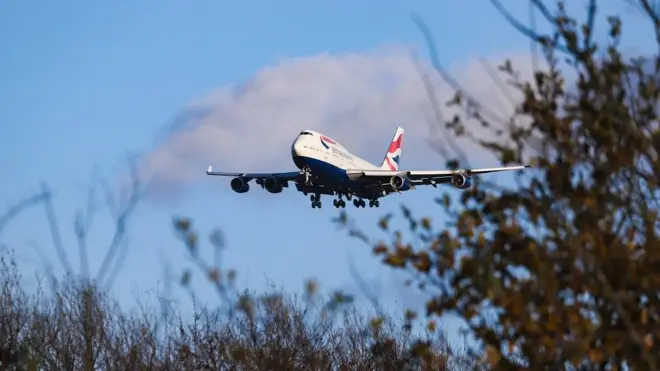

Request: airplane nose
left=291, top=140, right=302, bottom=157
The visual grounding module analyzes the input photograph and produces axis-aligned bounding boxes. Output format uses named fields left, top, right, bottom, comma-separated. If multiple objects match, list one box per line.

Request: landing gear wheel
left=311, top=193, right=321, bottom=208
left=354, top=199, right=366, bottom=208
left=332, top=190, right=346, bottom=207
left=368, top=200, right=379, bottom=208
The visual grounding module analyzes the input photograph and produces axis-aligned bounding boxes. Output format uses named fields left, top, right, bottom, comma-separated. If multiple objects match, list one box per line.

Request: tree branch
left=0, top=191, right=49, bottom=237
left=40, top=183, right=74, bottom=276
left=96, top=159, right=145, bottom=289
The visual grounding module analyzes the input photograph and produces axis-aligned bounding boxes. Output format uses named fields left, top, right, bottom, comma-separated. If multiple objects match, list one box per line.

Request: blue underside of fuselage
left=293, top=155, right=352, bottom=184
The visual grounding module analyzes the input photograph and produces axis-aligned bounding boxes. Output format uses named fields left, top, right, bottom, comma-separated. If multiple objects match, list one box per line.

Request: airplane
left=205, top=127, right=530, bottom=209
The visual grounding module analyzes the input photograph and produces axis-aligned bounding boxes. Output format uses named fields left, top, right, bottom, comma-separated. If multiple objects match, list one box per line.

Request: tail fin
left=380, top=127, right=404, bottom=171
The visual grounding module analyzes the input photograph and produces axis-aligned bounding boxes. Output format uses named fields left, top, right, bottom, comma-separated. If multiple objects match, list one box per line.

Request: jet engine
left=451, top=173, right=472, bottom=189
left=263, top=178, right=283, bottom=193
left=230, top=177, right=250, bottom=193
left=389, top=174, right=410, bottom=191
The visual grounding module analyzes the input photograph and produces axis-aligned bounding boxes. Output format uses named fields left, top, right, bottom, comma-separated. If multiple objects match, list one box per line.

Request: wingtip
left=206, top=165, right=212, bottom=174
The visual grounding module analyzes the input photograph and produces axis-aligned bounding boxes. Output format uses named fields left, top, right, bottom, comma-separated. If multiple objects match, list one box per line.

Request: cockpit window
left=299, top=131, right=313, bottom=136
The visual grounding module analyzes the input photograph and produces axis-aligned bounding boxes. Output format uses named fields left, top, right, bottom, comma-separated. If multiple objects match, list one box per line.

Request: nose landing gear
left=303, top=167, right=314, bottom=186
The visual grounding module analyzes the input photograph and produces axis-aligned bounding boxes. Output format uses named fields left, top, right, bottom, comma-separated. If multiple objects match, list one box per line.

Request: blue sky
left=1, top=0, right=657, bottom=344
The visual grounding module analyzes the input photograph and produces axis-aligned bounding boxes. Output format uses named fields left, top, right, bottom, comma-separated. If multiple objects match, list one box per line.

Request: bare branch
left=476, top=57, right=518, bottom=122
left=529, top=0, right=541, bottom=75
left=626, top=0, right=660, bottom=30
left=27, top=239, right=57, bottom=292
left=0, top=191, right=49, bottom=237
left=73, top=167, right=99, bottom=280
left=410, top=14, right=529, bottom=168
left=487, top=0, right=572, bottom=54
left=96, top=159, right=145, bottom=289
left=104, top=238, right=131, bottom=291
left=347, top=253, right=385, bottom=317
left=40, top=183, right=73, bottom=276
left=409, top=50, right=465, bottom=164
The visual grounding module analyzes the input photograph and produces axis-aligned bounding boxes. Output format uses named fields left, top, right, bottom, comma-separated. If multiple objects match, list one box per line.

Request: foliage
left=338, top=1, right=660, bottom=369
left=0, top=250, right=472, bottom=371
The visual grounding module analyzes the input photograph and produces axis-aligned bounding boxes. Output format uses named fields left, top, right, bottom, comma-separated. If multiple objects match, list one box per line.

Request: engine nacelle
left=263, top=178, right=283, bottom=193
left=230, top=177, right=250, bottom=193
left=389, top=174, right=411, bottom=191
left=451, top=174, right=472, bottom=189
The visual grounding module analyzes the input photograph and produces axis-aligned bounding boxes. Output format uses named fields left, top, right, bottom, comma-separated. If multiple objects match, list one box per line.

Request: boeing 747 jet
left=206, top=127, right=529, bottom=208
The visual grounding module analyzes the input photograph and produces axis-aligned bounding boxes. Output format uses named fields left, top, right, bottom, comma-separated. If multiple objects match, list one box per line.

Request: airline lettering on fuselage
left=330, top=147, right=354, bottom=161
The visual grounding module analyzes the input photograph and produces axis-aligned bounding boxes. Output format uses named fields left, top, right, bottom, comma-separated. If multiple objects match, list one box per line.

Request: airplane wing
left=345, top=165, right=530, bottom=184
left=205, top=166, right=301, bottom=181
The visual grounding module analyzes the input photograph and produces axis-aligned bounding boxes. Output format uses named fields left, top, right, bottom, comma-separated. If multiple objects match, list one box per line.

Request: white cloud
left=136, top=45, right=545, bottom=199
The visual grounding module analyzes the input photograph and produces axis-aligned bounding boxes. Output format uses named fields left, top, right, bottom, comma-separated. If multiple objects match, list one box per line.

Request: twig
left=74, top=167, right=99, bottom=280
left=411, top=14, right=512, bottom=130
left=0, top=191, right=49, bottom=237
left=27, top=239, right=57, bottom=292
left=97, top=160, right=144, bottom=288
left=487, top=0, right=572, bottom=54
left=40, top=183, right=73, bottom=276
left=347, top=253, right=384, bottom=318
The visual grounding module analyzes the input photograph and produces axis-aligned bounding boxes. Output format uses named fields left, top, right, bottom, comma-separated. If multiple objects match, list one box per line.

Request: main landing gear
left=333, top=193, right=346, bottom=208
left=333, top=199, right=346, bottom=208
left=350, top=198, right=379, bottom=208
left=310, top=193, right=379, bottom=209
left=310, top=193, right=322, bottom=208
left=352, top=198, right=366, bottom=208
left=330, top=193, right=360, bottom=208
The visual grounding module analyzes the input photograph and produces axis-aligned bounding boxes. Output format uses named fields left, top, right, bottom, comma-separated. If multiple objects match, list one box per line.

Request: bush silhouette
left=0, top=250, right=475, bottom=370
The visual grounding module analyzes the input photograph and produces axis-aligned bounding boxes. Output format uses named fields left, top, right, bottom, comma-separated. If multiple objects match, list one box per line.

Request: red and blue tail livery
left=380, top=127, right=404, bottom=171
left=205, top=126, right=530, bottom=209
